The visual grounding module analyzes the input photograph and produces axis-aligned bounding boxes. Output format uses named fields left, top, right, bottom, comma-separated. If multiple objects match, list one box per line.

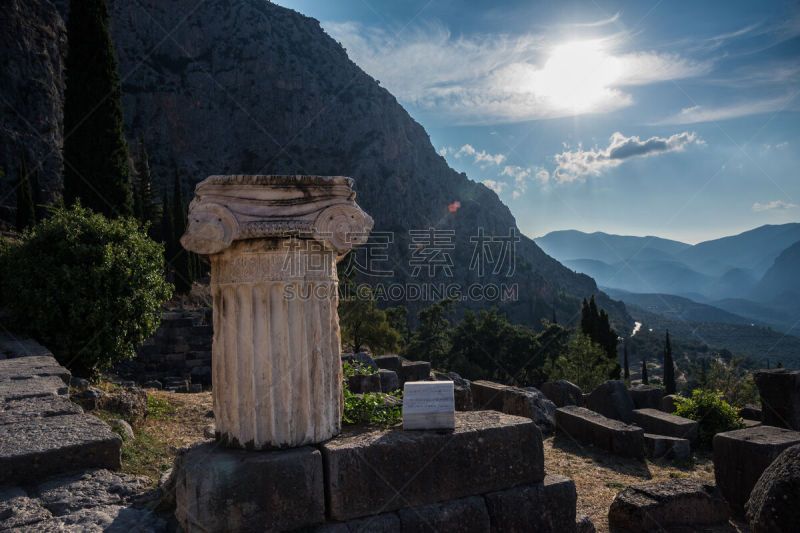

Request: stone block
left=373, top=354, right=403, bottom=373
left=347, top=373, right=381, bottom=393
left=743, top=418, right=762, bottom=428
left=434, top=371, right=472, bottom=411
left=556, top=406, right=645, bottom=459
left=754, top=369, right=800, bottom=430
left=661, top=394, right=680, bottom=413
left=586, top=380, right=634, bottom=423
left=377, top=369, right=400, bottom=392
left=321, top=410, right=544, bottom=521
left=175, top=441, right=325, bottom=532
left=343, top=513, right=401, bottom=532
left=397, top=495, right=489, bottom=532
left=0, top=395, right=83, bottom=426
left=483, top=475, right=577, bottom=533
left=342, top=352, right=378, bottom=372
left=643, top=433, right=691, bottom=459
left=713, top=425, right=800, bottom=514
left=746, top=443, right=800, bottom=533
left=631, top=408, right=699, bottom=442
left=400, top=360, right=431, bottom=383
left=0, top=414, right=122, bottom=485
left=629, top=385, right=664, bottom=410
left=739, top=403, right=762, bottom=421
left=472, top=380, right=556, bottom=433
left=608, top=479, right=729, bottom=531
left=0, top=333, right=52, bottom=359
left=540, top=380, right=582, bottom=407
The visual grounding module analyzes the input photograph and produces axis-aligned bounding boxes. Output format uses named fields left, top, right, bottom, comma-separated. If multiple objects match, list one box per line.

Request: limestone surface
left=745, top=443, right=800, bottom=533
left=556, top=405, right=644, bottom=459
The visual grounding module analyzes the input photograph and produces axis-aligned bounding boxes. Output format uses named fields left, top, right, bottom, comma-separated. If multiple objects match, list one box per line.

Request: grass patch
left=605, top=481, right=627, bottom=490
left=669, top=471, right=689, bottom=479
left=147, top=394, right=177, bottom=420
left=119, top=427, right=174, bottom=485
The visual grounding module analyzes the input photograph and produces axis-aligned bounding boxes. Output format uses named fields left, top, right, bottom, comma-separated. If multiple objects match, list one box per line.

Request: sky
left=274, top=0, right=800, bottom=244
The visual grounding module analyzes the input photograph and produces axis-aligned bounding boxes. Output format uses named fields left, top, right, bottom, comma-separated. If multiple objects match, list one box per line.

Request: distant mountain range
left=535, top=224, right=800, bottom=332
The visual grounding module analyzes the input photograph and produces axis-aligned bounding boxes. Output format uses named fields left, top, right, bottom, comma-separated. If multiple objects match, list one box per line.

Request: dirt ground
left=544, top=434, right=750, bottom=532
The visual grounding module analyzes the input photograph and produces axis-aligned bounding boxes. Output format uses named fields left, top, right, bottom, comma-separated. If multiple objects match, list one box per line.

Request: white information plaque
left=402, top=381, right=455, bottom=430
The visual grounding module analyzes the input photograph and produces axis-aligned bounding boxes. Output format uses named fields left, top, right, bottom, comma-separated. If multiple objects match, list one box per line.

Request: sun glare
left=534, top=40, right=621, bottom=112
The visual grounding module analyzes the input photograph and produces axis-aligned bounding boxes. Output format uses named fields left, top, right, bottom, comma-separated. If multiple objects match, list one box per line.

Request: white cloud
left=500, top=165, right=550, bottom=198
left=323, top=21, right=709, bottom=124
left=455, top=144, right=506, bottom=165
left=653, top=96, right=794, bottom=125
left=481, top=179, right=506, bottom=194
left=752, top=200, right=798, bottom=212
left=776, top=141, right=789, bottom=149
left=552, top=131, right=701, bottom=183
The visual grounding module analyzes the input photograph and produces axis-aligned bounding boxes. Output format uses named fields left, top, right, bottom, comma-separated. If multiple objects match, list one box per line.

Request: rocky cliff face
left=0, top=0, right=66, bottom=223
left=0, top=0, right=629, bottom=328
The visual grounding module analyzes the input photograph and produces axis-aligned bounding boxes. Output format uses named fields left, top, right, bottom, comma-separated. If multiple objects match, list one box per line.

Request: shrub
left=674, top=389, right=746, bottom=448
left=0, top=204, right=172, bottom=377
left=543, top=333, right=617, bottom=392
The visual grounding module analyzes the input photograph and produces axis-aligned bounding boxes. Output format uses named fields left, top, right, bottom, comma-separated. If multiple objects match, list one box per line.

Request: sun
left=533, top=40, right=622, bottom=112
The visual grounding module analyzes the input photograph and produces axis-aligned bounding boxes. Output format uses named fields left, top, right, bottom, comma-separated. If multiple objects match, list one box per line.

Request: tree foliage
left=674, top=389, right=745, bottom=448
left=664, top=329, right=676, bottom=394
left=544, top=333, right=618, bottom=391
left=62, top=0, right=133, bottom=218
left=132, top=139, right=161, bottom=237
left=580, top=296, right=620, bottom=379
left=15, top=152, right=36, bottom=232
left=0, top=204, right=172, bottom=377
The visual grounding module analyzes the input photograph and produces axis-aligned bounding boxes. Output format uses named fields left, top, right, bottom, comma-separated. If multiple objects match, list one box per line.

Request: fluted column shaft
left=210, top=239, right=341, bottom=449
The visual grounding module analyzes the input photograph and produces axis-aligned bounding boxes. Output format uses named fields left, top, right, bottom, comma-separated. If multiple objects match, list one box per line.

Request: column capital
left=180, top=175, right=374, bottom=255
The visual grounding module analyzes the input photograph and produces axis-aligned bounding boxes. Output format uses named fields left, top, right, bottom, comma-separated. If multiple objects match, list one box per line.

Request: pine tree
left=62, top=0, right=133, bottom=218
left=15, top=152, right=36, bottom=231
left=641, top=358, right=649, bottom=385
left=552, top=306, right=557, bottom=325
left=160, top=184, right=174, bottom=256
left=664, top=329, right=676, bottom=393
left=623, top=342, right=630, bottom=380
left=171, top=169, right=192, bottom=294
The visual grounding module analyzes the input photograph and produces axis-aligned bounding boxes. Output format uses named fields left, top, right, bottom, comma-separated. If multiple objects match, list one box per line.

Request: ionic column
left=181, top=175, right=372, bottom=449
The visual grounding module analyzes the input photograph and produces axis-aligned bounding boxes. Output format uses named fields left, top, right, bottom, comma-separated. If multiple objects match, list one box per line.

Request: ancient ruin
left=181, top=175, right=373, bottom=449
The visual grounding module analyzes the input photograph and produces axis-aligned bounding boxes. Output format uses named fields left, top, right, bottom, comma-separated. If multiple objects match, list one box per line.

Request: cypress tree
left=62, top=0, right=133, bottom=218
left=160, top=184, right=174, bottom=257
left=664, top=329, right=676, bottom=393
left=641, top=358, right=649, bottom=385
left=623, top=342, right=630, bottom=380
left=133, top=139, right=161, bottom=237
left=171, top=169, right=192, bottom=294
left=15, top=152, right=36, bottom=231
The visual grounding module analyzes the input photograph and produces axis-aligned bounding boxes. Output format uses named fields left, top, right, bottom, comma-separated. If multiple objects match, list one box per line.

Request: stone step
left=0, top=355, right=70, bottom=383
left=0, top=395, right=83, bottom=426
left=0, top=414, right=122, bottom=485
left=631, top=408, right=699, bottom=443
left=556, top=405, right=645, bottom=459
left=643, top=433, right=691, bottom=459
left=713, top=425, right=800, bottom=514
left=320, top=410, right=544, bottom=521
left=0, top=375, right=69, bottom=401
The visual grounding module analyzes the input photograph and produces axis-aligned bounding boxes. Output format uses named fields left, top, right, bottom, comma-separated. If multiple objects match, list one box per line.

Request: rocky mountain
left=0, top=0, right=66, bottom=225
left=0, top=0, right=628, bottom=329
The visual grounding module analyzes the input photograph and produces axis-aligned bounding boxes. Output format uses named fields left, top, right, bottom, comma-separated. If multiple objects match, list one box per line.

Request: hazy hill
left=536, top=230, right=690, bottom=264
left=0, top=0, right=629, bottom=330
left=751, top=240, right=800, bottom=305
left=678, top=223, right=800, bottom=278
left=603, top=288, right=758, bottom=326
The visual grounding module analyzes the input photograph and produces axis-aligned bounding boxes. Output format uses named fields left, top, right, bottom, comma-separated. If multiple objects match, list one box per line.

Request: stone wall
left=114, top=309, right=212, bottom=391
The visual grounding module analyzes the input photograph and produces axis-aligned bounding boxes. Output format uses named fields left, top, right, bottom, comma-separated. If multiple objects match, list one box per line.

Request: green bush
left=674, top=389, right=746, bottom=448
left=0, top=204, right=172, bottom=377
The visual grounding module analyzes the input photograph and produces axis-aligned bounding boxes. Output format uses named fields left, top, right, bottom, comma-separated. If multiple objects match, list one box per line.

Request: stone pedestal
left=181, top=175, right=373, bottom=449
